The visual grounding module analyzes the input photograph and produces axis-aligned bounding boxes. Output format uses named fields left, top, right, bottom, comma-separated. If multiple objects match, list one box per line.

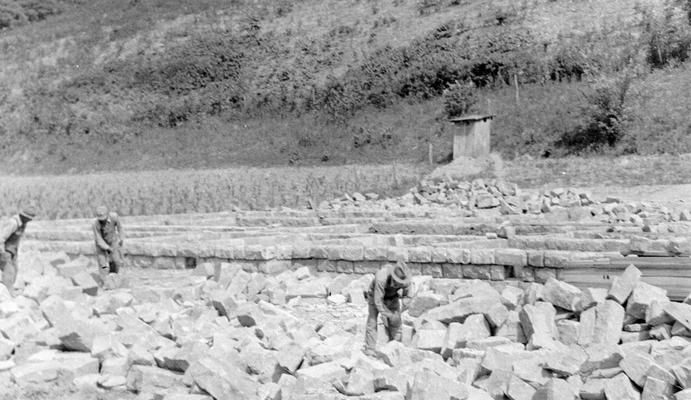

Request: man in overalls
left=93, top=206, right=125, bottom=276
left=364, top=262, right=412, bottom=356
left=0, top=207, right=36, bottom=292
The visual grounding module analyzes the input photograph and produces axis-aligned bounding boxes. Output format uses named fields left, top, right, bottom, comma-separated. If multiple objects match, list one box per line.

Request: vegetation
left=0, top=0, right=691, bottom=174
left=0, top=164, right=426, bottom=219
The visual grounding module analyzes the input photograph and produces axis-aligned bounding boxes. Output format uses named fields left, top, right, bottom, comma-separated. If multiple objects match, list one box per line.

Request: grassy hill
left=0, top=0, right=690, bottom=174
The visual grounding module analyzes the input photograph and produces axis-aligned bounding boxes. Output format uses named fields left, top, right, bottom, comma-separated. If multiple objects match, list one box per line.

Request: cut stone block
left=603, top=373, right=640, bottom=400
left=626, top=282, right=668, bottom=320
left=126, top=365, right=185, bottom=393
left=71, top=271, right=99, bottom=296
left=421, top=296, right=496, bottom=324
left=533, top=378, right=579, bottom=400
left=542, top=278, right=583, bottom=312
left=663, top=302, right=691, bottom=331
left=580, top=378, right=606, bottom=400
left=443, top=314, right=490, bottom=356
left=408, top=291, right=443, bottom=318
left=507, top=374, right=536, bottom=400
left=414, top=329, right=446, bottom=354
left=647, top=300, right=675, bottom=326
left=519, top=302, right=557, bottom=349
left=607, top=265, right=641, bottom=304
left=620, top=352, right=654, bottom=387
left=407, top=369, right=468, bottom=400
left=578, top=300, right=625, bottom=346
left=186, top=356, right=259, bottom=399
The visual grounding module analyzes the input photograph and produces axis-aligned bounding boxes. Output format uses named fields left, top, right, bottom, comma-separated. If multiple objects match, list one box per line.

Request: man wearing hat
left=93, top=206, right=125, bottom=276
left=0, top=207, right=36, bottom=291
left=364, top=262, right=412, bottom=355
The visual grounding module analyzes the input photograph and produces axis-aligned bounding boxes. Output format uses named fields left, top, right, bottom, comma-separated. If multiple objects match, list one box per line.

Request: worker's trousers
left=365, top=297, right=401, bottom=351
left=0, top=251, right=17, bottom=291
left=96, top=244, right=124, bottom=276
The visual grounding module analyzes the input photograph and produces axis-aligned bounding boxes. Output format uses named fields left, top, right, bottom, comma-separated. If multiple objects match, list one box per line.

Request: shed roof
left=448, top=114, right=495, bottom=123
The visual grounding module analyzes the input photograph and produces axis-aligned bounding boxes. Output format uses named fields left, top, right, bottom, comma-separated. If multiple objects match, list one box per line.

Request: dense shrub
left=442, top=80, right=478, bottom=117
left=641, top=3, right=691, bottom=68
left=620, top=64, right=691, bottom=154
left=555, top=74, right=632, bottom=153
left=0, top=0, right=62, bottom=29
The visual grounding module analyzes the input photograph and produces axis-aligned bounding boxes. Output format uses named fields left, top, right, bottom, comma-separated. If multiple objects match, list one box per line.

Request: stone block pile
left=20, top=188, right=691, bottom=301
left=323, top=178, right=598, bottom=215
left=3, top=251, right=691, bottom=400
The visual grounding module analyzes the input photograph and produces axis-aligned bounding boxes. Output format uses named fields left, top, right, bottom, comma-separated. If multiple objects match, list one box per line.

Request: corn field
left=0, top=164, right=426, bottom=220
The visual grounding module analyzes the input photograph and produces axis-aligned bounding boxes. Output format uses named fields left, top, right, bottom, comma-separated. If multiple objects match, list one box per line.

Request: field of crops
left=0, top=164, right=426, bottom=220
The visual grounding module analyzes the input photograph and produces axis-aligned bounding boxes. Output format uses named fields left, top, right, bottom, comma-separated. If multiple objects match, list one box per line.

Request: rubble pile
left=324, top=178, right=689, bottom=222
left=2, top=252, right=691, bottom=400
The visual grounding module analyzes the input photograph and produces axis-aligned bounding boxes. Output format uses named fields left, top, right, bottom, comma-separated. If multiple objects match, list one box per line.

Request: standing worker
left=93, top=206, right=125, bottom=276
left=0, top=207, right=36, bottom=292
left=364, top=262, right=412, bottom=356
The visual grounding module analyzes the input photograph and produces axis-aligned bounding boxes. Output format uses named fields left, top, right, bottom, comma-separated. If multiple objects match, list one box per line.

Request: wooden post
left=428, top=143, right=434, bottom=166
left=513, top=73, right=520, bottom=106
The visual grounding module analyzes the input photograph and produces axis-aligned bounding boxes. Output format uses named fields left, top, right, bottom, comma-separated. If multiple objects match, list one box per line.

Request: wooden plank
left=564, top=257, right=691, bottom=269
left=558, top=267, right=691, bottom=300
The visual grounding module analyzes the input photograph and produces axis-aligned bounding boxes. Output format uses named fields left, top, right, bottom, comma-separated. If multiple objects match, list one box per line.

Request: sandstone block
left=210, top=290, right=238, bottom=317
left=101, top=357, right=129, bottom=377
left=672, top=360, right=691, bottom=389
left=495, top=249, right=528, bottom=267
left=407, top=369, right=468, bottom=400
left=580, top=344, right=623, bottom=375
left=519, top=302, right=557, bottom=349
left=188, top=356, right=259, bottom=399
left=532, top=378, right=579, bottom=400
left=276, top=342, right=305, bottom=374
left=470, top=249, right=495, bottom=265
left=507, top=374, right=536, bottom=400
left=71, top=271, right=99, bottom=296
left=414, top=329, right=446, bottom=354
left=647, top=301, right=675, bottom=326
left=580, top=378, right=606, bottom=400
left=443, top=314, right=490, bottom=356
left=496, top=311, right=527, bottom=344
left=557, top=320, right=580, bottom=345
left=373, top=368, right=411, bottom=393
left=578, top=300, right=625, bottom=346
left=604, top=373, right=640, bottom=400
left=607, top=264, right=641, bottom=304
left=663, top=302, right=691, bottom=331
left=626, top=282, right=669, bottom=320
left=58, top=319, right=109, bottom=352
left=542, top=278, right=583, bottom=312
left=620, top=352, right=655, bottom=387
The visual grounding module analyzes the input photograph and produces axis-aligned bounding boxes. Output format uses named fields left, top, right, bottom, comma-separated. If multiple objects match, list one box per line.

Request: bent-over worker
left=93, top=206, right=125, bottom=276
left=364, top=262, right=412, bottom=355
left=0, top=207, right=36, bottom=292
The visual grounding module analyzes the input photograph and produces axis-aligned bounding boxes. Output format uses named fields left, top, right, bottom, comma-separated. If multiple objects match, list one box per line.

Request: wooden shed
left=449, top=114, right=495, bottom=159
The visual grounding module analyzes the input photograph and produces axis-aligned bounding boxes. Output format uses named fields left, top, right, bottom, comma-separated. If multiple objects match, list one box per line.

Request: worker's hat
left=19, top=207, right=36, bottom=220
left=390, top=261, right=411, bottom=286
left=95, top=206, right=108, bottom=220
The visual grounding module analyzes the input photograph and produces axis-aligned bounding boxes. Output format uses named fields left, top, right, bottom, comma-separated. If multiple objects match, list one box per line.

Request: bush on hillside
left=555, top=73, right=632, bottom=153
left=620, top=64, right=691, bottom=154
left=442, top=80, right=478, bottom=118
left=642, top=3, right=691, bottom=68
left=0, top=0, right=62, bottom=29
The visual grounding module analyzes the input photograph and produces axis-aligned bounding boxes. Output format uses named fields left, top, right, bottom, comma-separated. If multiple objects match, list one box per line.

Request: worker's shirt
left=0, top=215, right=25, bottom=256
left=367, top=266, right=410, bottom=318
left=93, top=213, right=123, bottom=250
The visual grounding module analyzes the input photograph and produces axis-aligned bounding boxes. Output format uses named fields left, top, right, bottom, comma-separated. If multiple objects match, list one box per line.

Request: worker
left=364, top=262, right=412, bottom=356
left=0, top=207, right=36, bottom=292
left=93, top=206, right=125, bottom=276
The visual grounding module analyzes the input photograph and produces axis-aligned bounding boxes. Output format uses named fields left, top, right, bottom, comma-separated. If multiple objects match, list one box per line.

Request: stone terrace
left=21, top=204, right=691, bottom=300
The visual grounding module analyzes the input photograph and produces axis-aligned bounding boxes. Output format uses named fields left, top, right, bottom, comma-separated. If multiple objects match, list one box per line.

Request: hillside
left=0, top=0, right=690, bottom=174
